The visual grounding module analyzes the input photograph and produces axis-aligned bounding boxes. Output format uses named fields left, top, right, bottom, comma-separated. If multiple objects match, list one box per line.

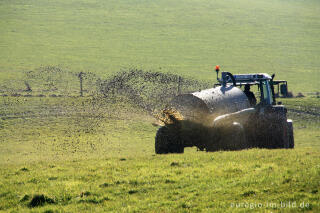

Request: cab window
left=260, top=81, right=273, bottom=105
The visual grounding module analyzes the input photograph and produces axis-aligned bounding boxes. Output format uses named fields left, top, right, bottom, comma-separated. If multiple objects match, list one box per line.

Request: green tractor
left=155, top=66, right=294, bottom=154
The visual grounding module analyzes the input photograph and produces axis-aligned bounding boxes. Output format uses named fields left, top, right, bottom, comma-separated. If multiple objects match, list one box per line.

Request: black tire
left=155, top=126, right=184, bottom=154
left=287, top=120, right=294, bottom=148
left=267, top=116, right=289, bottom=149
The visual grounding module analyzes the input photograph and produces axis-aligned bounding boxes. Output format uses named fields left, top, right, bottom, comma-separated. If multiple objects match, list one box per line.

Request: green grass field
left=1, top=0, right=320, bottom=92
left=0, top=95, right=319, bottom=212
left=0, top=0, right=320, bottom=212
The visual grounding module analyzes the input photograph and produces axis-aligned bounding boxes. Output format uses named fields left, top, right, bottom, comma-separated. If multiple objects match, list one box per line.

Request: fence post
left=177, top=76, right=181, bottom=95
left=78, top=72, right=84, bottom=97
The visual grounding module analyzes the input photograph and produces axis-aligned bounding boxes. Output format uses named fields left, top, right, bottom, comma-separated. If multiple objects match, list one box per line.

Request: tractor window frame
left=260, top=80, right=273, bottom=105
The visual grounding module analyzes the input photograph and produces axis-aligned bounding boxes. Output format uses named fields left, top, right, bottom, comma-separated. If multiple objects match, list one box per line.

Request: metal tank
left=168, top=85, right=250, bottom=126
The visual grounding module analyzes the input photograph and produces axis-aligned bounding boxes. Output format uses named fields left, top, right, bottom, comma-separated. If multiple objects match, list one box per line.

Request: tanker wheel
left=287, top=120, right=294, bottom=148
left=155, top=126, right=184, bottom=154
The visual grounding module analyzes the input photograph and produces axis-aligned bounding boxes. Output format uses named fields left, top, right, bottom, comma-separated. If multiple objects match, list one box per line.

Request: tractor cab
left=214, top=72, right=274, bottom=106
left=213, top=67, right=288, bottom=107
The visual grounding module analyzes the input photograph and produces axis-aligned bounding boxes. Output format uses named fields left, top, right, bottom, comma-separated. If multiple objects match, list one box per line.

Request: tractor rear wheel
left=155, top=126, right=184, bottom=154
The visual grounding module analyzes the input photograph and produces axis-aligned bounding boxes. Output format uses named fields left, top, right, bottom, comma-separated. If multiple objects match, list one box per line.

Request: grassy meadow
left=0, top=0, right=320, bottom=212
left=0, top=0, right=320, bottom=92
left=0, top=91, right=319, bottom=212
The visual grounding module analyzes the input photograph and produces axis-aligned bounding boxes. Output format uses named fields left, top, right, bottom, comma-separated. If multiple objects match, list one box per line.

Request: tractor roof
left=215, top=73, right=273, bottom=87
left=232, top=73, right=272, bottom=82
left=225, top=73, right=272, bottom=85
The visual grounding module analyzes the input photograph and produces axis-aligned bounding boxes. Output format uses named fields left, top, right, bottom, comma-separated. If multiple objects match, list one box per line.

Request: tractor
left=155, top=66, right=294, bottom=154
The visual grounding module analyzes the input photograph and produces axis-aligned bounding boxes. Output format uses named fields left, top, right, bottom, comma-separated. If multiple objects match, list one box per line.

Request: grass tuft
left=128, top=190, right=139, bottom=195
left=99, top=183, right=110, bottom=188
left=19, top=195, right=30, bottom=202
left=28, top=194, right=55, bottom=208
left=242, top=190, right=256, bottom=197
left=20, top=167, right=29, bottom=172
left=170, top=162, right=180, bottom=167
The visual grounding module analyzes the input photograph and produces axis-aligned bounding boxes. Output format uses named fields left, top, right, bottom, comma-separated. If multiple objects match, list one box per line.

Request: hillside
left=1, top=0, right=320, bottom=92
left=0, top=0, right=319, bottom=212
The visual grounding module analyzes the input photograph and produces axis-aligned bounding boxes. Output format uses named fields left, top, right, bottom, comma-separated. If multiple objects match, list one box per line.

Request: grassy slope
left=0, top=0, right=320, bottom=92
left=0, top=97, right=319, bottom=164
left=0, top=150, right=319, bottom=212
left=0, top=97, right=319, bottom=212
left=0, top=0, right=320, bottom=211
